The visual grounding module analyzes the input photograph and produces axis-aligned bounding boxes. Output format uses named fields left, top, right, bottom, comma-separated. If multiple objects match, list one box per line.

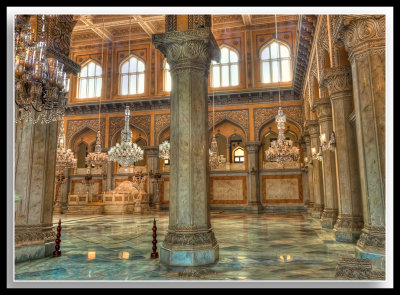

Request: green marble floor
left=14, top=210, right=357, bottom=280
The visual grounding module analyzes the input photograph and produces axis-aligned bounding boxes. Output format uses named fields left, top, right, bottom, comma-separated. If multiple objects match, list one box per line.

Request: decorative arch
left=208, top=112, right=249, bottom=141
left=157, top=125, right=170, bottom=146
left=66, top=118, right=106, bottom=150
left=69, top=125, right=98, bottom=152
left=258, top=116, right=302, bottom=142
left=110, top=123, right=149, bottom=148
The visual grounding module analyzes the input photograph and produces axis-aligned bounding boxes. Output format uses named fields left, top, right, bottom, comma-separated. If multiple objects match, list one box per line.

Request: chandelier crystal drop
left=14, top=15, right=69, bottom=126
left=85, top=131, right=109, bottom=169
left=158, top=140, right=170, bottom=161
left=108, top=106, right=144, bottom=171
left=56, top=120, right=77, bottom=175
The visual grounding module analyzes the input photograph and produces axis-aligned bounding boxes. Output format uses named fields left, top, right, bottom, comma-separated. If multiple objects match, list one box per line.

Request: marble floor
left=14, top=210, right=357, bottom=281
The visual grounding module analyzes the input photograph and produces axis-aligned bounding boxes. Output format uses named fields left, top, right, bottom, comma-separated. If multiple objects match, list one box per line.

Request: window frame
left=119, top=55, right=146, bottom=96
left=211, top=46, right=240, bottom=88
left=259, top=40, right=292, bottom=84
left=232, top=146, right=245, bottom=163
left=77, top=60, right=103, bottom=99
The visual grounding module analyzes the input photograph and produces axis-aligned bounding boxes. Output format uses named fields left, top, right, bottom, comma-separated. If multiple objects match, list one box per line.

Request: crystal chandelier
left=209, top=89, right=226, bottom=169
left=108, top=106, right=144, bottom=171
left=265, top=15, right=299, bottom=164
left=159, top=140, right=170, bottom=162
left=86, top=131, right=108, bottom=169
left=85, top=19, right=108, bottom=170
left=320, top=131, right=336, bottom=152
left=14, top=15, right=69, bottom=126
left=56, top=120, right=77, bottom=177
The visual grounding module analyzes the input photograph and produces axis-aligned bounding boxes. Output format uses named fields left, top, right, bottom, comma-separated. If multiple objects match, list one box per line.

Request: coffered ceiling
left=71, top=14, right=300, bottom=47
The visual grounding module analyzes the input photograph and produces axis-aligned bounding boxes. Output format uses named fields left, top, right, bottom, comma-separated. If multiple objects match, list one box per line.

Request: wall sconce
left=320, top=131, right=336, bottom=152
left=312, top=146, right=323, bottom=161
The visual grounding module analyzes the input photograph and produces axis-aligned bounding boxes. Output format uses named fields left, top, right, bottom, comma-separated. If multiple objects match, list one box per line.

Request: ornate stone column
left=245, top=141, right=263, bottom=212
left=339, top=15, right=386, bottom=271
left=14, top=121, right=58, bottom=262
left=307, top=119, right=324, bottom=218
left=315, top=98, right=339, bottom=228
left=106, top=160, right=113, bottom=191
left=145, top=146, right=159, bottom=207
left=152, top=27, right=220, bottom=266
left=300, top=140, right=310, bottom=208
left=303, top=132, right=314, bottom=214
left=320, top=66, right=363, bottom=243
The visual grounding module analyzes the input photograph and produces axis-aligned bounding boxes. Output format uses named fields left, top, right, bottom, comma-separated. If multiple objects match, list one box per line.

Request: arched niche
left=209, top=119, right=247, bottom=163
left=76, top=141, right=88, bottom=169
left=110, top=124, right=149, bottom=148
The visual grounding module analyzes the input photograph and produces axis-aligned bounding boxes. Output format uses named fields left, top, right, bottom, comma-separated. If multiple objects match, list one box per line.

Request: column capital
left=305, top=120, right=320, bottom=138
left=320, top=66, right=353, bottom=98
left=339, top=15, right=385, bottom=60
left=244, top=141, right=261, bottom=153
left=314, top=98, right=333, bottom=122
left=152, top=29, right=220, bottom=73
left=144, top=146, right=159, bottom=157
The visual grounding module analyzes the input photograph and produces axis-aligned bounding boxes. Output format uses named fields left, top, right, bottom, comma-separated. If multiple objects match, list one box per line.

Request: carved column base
left=15, top=224, right=56, bottom=263
left=335, top=257, right=373, bottom=280
left=321, top=208, right=338, bottom=229
left=312, top=204, right=323, bottom=219
left=355, top=227, right=385, bottom=271
left=333, top=215, right=363, bottom=243
left=160, top=228, right=219, bottom=266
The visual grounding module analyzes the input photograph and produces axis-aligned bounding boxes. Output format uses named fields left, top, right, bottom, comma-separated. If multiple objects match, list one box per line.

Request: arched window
left=78, top=61, right=102, bottom=98
left=211, top=47, right=239, bottom=88
left=233, top=146, right=245, bottom=163
left=163, top=60, right=171, bottom=92
left=260, top=41, right=291, bottom=83
left=120, top=56, right=145, bottom=95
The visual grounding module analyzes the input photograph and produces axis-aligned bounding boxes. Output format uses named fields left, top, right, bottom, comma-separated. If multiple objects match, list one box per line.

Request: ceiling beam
left=242, top=14, right=252, bottom=26
left=131, top=15, right=157, bottom=36
left=79, top=15, right=114, bottom=43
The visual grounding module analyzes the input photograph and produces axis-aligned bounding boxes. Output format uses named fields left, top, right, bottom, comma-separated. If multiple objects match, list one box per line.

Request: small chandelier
left=86, top=131, right=108, bottom=169
left=14, top=15, right=69, bottom=126
left=312, top=146, right=323, bottom=161
left=56, top=120, right=77, bottom=176
left=265, top=107, right=300, bottom=163
left=159, top=140, right=170, bottom=163
left=209, top=89, right=226, bottom=169
left=108, top=106, right=144, bottom=171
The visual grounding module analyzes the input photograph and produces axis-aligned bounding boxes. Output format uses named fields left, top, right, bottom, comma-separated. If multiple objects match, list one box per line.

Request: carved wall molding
left=66, top=118, right=106, bottom=149
left=335, top=257, right=372, bottom=280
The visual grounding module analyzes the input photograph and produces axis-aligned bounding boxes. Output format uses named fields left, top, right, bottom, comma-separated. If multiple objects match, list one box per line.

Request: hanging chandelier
left=209, top=89, right=226, bottom=169
left=265, top=107, right=300, bottom=163
left=86, top=131, right=109, bottom=169
left=85, top=18, right=108, bottom=170
left=56, top=120, right=77, bottom=177
left=265, top=15, right=299, bottom=164
left=159, top=140, right=170, bottom=162
left=14, top=15, right=69, bottom=126
left=108, top=106, right=144, bottom=171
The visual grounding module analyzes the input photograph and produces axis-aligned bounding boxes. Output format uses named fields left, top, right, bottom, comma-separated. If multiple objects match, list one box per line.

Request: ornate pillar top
left=314, top=98, right=333, bottom=121
left=320, top=66, right=353, bottom=98
left=152, top=28, right=221, bottom=69
left=144, top=146, right=159, bottom=156
left=305, top=120, right=320, bottom=137
left=339, top=15, right=385, bottom=59
left=244, top=141, right=261, bottom=152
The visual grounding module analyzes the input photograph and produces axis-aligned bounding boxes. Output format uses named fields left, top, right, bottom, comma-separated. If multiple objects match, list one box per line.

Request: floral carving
left=163, top=230, right=218, bottom=250
left=15, top=224, right=56, bottom=246
left=208, top=110, right=249, bottom=140
left=320, top=66, right=353, bottom=97
left=155, top=114, right=171, bottom=144
left=335, top=257, right=372, bottom=280
left=66, top=118, right=106, bottom=149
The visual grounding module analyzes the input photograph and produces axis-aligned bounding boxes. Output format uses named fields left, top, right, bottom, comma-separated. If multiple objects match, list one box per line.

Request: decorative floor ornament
left=108, top=106, right=144, bottom=171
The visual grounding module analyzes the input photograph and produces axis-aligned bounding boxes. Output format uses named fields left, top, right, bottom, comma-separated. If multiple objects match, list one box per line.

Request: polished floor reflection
left=14, top=211, right=356, bottom=280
